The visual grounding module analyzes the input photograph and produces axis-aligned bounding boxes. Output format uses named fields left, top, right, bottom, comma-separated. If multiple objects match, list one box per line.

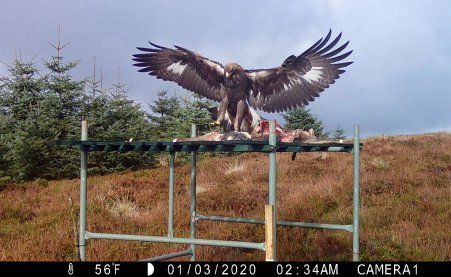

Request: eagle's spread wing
left=132, top=43, right=225, bottom=102
left=246, top=30, right=353, bottom=113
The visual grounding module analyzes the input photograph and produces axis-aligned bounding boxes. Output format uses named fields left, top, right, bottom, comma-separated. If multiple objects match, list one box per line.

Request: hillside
left=0, top=132, right=450, bottom=261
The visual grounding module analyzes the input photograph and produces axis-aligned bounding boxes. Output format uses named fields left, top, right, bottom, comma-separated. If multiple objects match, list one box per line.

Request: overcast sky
left=1, top=0, right=450, bottom=137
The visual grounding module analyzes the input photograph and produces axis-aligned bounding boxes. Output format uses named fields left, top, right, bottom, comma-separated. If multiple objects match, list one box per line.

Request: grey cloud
left=1, top=0, right=450, bottom=137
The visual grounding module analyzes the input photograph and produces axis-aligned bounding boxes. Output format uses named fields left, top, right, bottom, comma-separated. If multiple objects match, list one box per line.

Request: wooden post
left=267, top=120, right=277, bottom=261
left=265, top=204, right=275, bottom=261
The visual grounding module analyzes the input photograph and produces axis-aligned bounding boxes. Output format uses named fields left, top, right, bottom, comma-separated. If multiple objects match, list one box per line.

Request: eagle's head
left=224, top=63, right=244, bottom=78
left=224, top=63, right=245, bottom=87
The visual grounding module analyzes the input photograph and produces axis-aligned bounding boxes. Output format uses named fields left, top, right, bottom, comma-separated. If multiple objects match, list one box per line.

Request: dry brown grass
left=0, top=132, right=450, bottom=261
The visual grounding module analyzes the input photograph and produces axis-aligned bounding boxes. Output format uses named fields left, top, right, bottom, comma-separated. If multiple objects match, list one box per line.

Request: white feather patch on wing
left=247, top=70, right=271, bottom=81
left=302, top=66, right=323, bottom=84
left=203, top=60, right=224, bottom=75
left=167, top=61, right=187, bottom=76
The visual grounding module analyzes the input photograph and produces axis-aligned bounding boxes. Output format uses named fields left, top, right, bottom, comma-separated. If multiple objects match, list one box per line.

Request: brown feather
left=133, top=43, right=225, bottom=102
left=133, top=30, right=352, bottom=132
left=246, top=30, right=352, bottom=113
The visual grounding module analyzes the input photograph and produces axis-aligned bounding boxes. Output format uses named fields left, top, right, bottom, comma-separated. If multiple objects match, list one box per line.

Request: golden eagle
left=133, top=30, right=352, bottom=132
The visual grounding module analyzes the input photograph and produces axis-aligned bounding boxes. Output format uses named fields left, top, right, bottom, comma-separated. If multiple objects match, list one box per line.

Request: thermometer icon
left=68, top=263, right=74, bottom=275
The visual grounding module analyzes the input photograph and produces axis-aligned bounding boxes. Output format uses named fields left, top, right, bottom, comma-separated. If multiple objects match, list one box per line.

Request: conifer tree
left=0, top=32, right=158, bottom=181
left=332, top=127, right=346, bottom=140
left=282, top=107, right=328, bottom=139
left=175, top=94, right=217, bottom=137
left=86, top=68, right=156, bottom=174
left=147, top=90, right=180, bottom=139
left=148, top=91, right=217, bottom=140
left=0, top=59, right=47, bottom=180
left=39, top=31, right=87, bottom=179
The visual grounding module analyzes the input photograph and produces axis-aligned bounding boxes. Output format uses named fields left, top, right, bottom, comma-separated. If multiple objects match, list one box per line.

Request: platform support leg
left=168, top=152, right=175, bottom=238
left=267, top=120, right=277, bottom=261
left=190, top=124, right=197, bottom=261
left=265, top=205, right=275, bottom=261
left=352, top=125, right=360, bottom=261
left=79, top=120, right=88, bottom=261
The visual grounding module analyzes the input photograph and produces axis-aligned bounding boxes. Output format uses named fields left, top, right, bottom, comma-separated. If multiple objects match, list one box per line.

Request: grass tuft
left=0, top=132, right=450, bottom=261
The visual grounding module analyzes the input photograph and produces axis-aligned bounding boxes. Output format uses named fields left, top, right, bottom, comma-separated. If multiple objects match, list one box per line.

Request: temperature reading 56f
left=94, top=263, right=120, bottom=276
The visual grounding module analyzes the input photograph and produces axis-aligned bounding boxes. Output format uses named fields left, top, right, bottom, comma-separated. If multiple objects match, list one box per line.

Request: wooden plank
left=265, top=205, right=275, bottom=261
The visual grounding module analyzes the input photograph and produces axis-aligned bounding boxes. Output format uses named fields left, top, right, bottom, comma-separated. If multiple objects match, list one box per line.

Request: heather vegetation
left=3, top=35, right=448, bottom=262
left=0, top=133, right=449, bottom=261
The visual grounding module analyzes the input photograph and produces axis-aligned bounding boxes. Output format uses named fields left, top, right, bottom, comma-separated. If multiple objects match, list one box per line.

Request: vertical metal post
left=79, top=120, right=88, bottom=261
left=168, top=152, right=175, bottom=238
left=352, top=125, right=360, bottom=261
left=190, top=124, right=197, bottom=261
left=267, top=120, right=277, bottom=261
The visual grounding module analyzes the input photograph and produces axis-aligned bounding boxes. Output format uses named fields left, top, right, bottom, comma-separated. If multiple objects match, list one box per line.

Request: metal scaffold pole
left=79, top=120, right=88, bottom=261
left=190, top=124, right=197, bottom=261
left=266, top=120, right=277, bottom=261
left=352, top=125, right=360, bottom=261
left=168, top=152, right=175, bottom=238
left=55, top=120, right=362, bottom=261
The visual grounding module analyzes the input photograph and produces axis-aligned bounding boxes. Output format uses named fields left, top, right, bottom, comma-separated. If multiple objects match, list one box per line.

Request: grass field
left=0, top=132, right=450, bottom=261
